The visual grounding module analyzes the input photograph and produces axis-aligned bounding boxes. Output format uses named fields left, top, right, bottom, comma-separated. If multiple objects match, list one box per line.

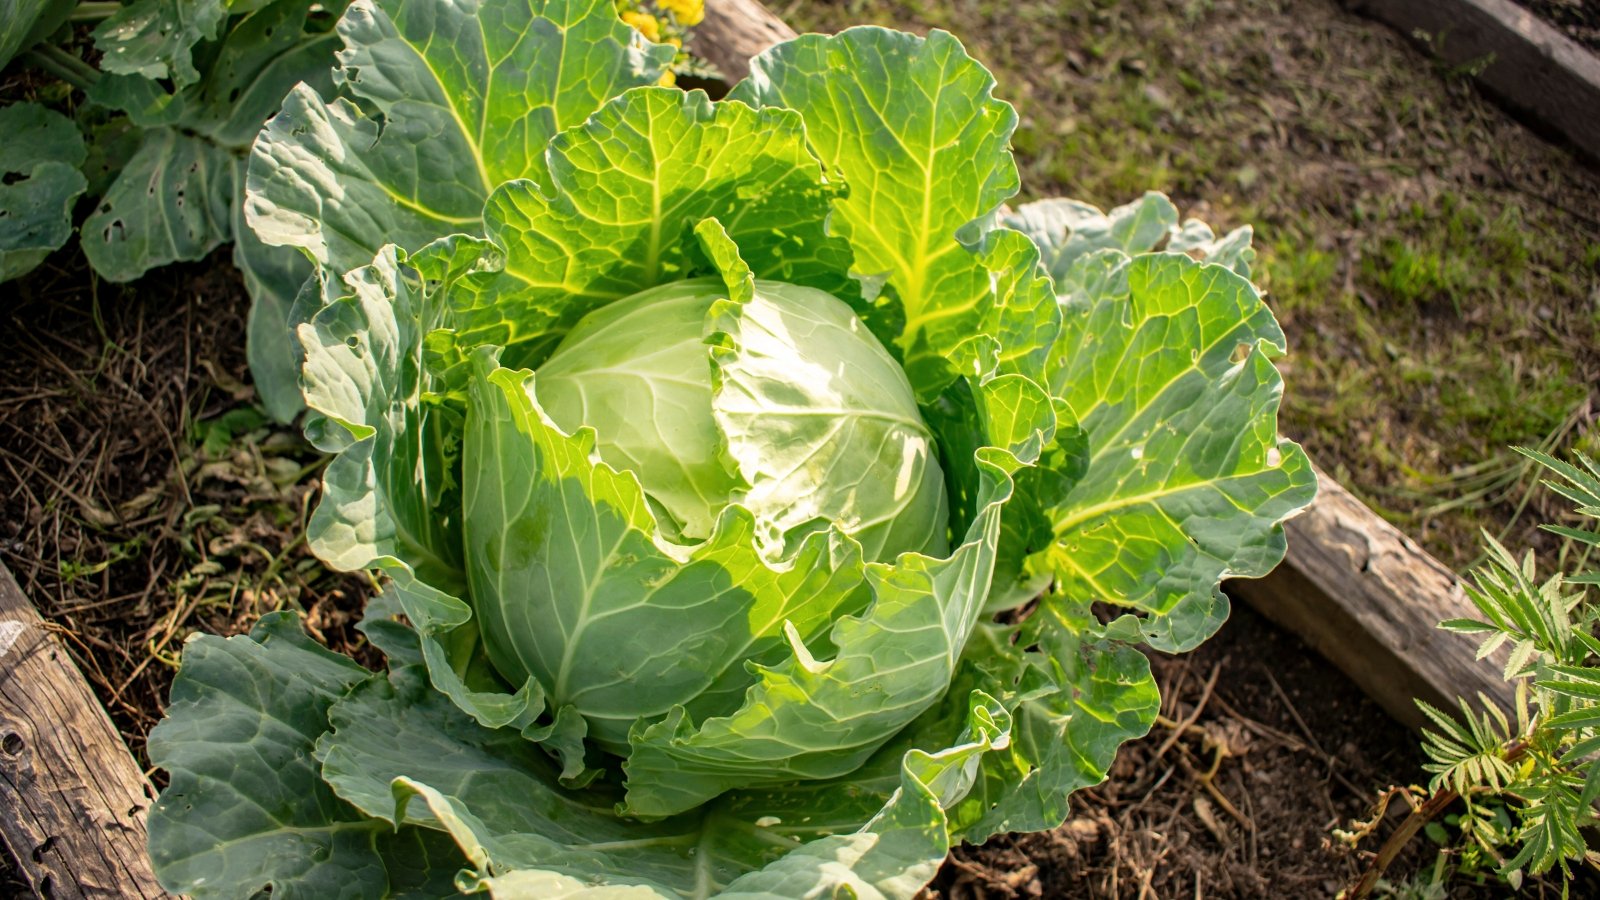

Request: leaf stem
left=1347, top=738, right=1529, bottom=898
left=20, top=45, right=100, bottom=90
left=68, top=1, right=122, bottom=22
left=1347, top=784, right=1461, bottom=899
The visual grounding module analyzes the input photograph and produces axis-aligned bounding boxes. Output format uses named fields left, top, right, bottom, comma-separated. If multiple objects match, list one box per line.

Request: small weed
left=191, top=406, right=269, bottom=458
left=59, top=536, right=145, bottom=583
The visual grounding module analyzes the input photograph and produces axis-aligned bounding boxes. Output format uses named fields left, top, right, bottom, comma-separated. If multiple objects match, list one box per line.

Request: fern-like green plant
left=1348, top=448, right=1600, bottom=897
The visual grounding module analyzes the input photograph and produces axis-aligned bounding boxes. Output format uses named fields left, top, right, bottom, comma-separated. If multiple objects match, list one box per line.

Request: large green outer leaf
left=298, top=248, right=461, bottom=582
left=729, top=27, right=1025, bottom=387
left=313, top=625, right=1012, bottom=898
left=81, top=128, right=234, bottom=282
left=0, top=102, right=87, bottom=281
left=1042, top=251, right=1316, bottom=651
left=946, top=599, right=1159, bottom=842
left=245, top=0, right=674, bottom=281
left=146, top=613, right=466, bottom=899
left=237, top=189, right=317, bottom=422
left=92, top=0, right=232, bottom=87
left=90, top=0, right=343, bottom=147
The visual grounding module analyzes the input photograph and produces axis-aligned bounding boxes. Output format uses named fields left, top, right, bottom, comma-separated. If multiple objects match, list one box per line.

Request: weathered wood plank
left=0, top=562, right=168, bottom=900
left=690, top=0, right=797, bottom=83
left=1228, top=465, right=1509, bottom=730
left=1346, top=0, right=1600, bottom=161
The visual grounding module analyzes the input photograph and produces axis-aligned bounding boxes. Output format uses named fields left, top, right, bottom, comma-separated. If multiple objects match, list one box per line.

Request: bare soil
left=0, top=250, right=372, bottom=762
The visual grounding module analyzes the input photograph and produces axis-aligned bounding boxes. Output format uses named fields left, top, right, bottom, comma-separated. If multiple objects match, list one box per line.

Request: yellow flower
left=620, top=9, right=660, bottom=40
left=658, top=69, right=677, bottom=87
left=658, top=0, right=704, bottom=27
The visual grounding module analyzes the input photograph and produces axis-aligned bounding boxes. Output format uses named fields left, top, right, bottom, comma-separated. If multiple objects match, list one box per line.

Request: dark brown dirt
left=0, top=248, right=374, bottom=764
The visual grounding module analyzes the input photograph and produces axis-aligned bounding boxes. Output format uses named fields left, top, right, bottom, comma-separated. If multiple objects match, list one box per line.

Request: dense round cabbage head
left=534, top=277, right=950, bottom=563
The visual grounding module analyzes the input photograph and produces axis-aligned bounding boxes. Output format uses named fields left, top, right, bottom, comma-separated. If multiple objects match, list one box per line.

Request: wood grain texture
left=689, top=0, right=798, bottom=83
left=0, top=562, right=167, bottom=899
left=1229, top=464, right=1510, bottom=730
left=1346, top=0, right=1600, bottom=160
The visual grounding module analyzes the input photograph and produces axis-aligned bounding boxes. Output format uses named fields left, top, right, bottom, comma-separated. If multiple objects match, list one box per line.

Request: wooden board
left=689, top=0, right=797, bottom=82
left=1228, top=465, right=1510, bottom=730
left=0, top=562, right=168, bottom=899
left=1346, top=0, right=1600, bottom=161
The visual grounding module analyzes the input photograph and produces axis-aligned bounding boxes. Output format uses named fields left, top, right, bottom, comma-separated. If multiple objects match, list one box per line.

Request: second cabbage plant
left=146, top=0, right=1318, bottom=895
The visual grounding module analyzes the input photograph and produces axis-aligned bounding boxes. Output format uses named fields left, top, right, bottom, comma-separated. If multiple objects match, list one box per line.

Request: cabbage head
left=532, top=278, right=950, bottom=560
left=144, top=0, right=1317, bottom=896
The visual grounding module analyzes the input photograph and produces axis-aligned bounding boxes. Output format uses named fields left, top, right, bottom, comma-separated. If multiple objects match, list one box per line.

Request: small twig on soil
left=1262, top=668, right=1325, bottom=755
left=1336, top=785, right=1422, bottom=847
left=1178, top=743, right=1254, bottom=833
left=1154, top=658, right=1226, bottom=761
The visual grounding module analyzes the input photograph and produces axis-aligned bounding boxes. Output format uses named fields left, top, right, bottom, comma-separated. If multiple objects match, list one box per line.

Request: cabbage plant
left=145, top=0, right=1317, bottom=895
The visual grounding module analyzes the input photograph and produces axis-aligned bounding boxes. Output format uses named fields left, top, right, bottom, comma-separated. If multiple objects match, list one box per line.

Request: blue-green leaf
left=81, top=128, right=234, bottom=282
left=0, top=103, right=87, bottom=282
left=146, top=612, right=467, bottom=898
